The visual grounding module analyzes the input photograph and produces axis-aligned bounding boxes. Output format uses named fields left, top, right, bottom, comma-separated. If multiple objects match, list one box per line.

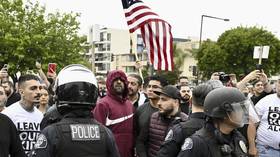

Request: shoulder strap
left=195, top=128, right=226, bottom=157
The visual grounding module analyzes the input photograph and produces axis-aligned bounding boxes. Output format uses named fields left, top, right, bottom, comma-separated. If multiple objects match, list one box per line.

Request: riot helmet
left=54, top=64, right=98, bottom=114
left=204, top=87, right=259, bottom=127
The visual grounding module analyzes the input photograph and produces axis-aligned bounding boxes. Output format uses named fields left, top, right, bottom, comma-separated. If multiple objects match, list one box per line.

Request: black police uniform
left=30, top=111, right=120, bottom=157
left=177, top=122, right=248, bottom=157
left=40, top=105, right=62, bottom=130
left=157, top=112, right=206, bottom=157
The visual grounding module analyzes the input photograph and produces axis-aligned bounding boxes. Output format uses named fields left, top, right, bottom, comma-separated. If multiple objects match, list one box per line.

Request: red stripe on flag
left=128, top=19, right=166, bottom=33
left=169, top=26, right=174, bottom=70
left=155, top=22, right=161, bottom=70
left=148, top=24, right=154, bottom=65
left=124, top=5, right=150, bottom=17
left=162, top=22, right=168, bottom=70
left=121, top=0, right=174, bottom=71
left=126, top=12, right=158, bottom=25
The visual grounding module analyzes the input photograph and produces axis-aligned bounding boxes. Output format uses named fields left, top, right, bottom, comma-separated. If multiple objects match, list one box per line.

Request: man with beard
left=134, top=75, right=168, bottom=137
left=93, top=70, right=134, bottom=157
left=157, top=81, right=222, bottom=157
left=1, top=80, right=21, bottom=107
left=127, top=74, right=146, bottom=109
left=136, top=85, right=188, bottom=157
left=179, top=85, right=192, bottom=114
left=0, top=85, right=7, bottom=112
left=2, top=74, right=43, bottom=156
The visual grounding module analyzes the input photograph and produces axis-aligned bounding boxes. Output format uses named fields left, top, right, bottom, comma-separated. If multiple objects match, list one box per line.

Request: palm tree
left=173, top=43, right=189, bottom=71
left=153, top=43, right=189, bottom=84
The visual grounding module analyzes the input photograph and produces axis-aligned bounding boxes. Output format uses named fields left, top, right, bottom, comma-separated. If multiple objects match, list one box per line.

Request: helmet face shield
left=226, top=99, right=260, bottom=127
left=54, top=64, right=98, bottom=114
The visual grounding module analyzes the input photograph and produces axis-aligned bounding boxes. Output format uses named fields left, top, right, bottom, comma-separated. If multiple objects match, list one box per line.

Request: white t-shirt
left=255, top=93, right=280, bottom=149
left=2, top=102, right=43, bottom=154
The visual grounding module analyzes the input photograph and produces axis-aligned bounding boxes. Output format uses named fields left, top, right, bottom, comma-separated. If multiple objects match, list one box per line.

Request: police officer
left=177, top=87, right=259, bottom=157
left=30, top=64, right=120, bottom=157
left=157, top=83, right=215, bottom=157
left=40, top=105, right=62, bottom=130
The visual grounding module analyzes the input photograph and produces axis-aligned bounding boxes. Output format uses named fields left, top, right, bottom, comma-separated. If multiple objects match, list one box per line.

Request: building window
left=137, top=45, right=144, bottom=53
left=128, top=55, right=136, bottom=62
left=107, top=43, right=111, bottom=51
left=100, top=32, right=104, bottom=41
left=126, top=66, right=136, bottom=73
left=107, top=33, right=111, bottom=41
left=98, top=44, right=106, bottom=51
left=192, top=43, right=199, bottom=49
left=97, top=63, right=110, bottom=71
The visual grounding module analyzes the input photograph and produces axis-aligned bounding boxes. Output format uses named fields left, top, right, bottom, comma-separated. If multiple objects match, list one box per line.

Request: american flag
left=121, top=0, right=174, bottom=71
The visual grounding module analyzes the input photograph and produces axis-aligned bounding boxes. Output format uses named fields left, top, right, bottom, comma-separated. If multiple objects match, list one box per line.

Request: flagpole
left=130, top=34, right=144, bottom=81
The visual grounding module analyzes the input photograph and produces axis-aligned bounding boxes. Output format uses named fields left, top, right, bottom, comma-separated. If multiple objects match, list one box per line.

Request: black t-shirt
left=6, top=92, right=21, bottom=107
left=180, top=100, right=190, bottom=115
left=0, top=113, right=26, bottom=157
left=250, top=91, right=273, bottom=105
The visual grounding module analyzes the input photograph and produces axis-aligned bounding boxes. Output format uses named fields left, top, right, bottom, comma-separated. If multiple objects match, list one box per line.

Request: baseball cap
left=154, top=85, right=181, bottom=100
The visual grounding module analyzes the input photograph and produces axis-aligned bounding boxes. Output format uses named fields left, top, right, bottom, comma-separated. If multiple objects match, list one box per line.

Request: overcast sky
left=32, top=0, right=280, bottom=40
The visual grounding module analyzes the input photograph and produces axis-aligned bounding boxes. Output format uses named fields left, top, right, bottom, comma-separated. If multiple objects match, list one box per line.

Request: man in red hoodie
left=93, top=70, right=134, bottom=157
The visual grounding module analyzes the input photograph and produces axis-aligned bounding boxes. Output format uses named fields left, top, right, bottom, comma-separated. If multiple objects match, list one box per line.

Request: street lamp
left=199, top=15, right=229, bottom=48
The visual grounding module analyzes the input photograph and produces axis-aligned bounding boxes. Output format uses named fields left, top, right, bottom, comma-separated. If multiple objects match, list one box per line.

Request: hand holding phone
left=1, top=64, right=8, bottom=71
left=256, top=64, right=263, bottom=71
left=48, top=63, right=57, bottom=74
left=0, top=64, right=8, bottom=79
left=35, top=61, right=42, bottom=69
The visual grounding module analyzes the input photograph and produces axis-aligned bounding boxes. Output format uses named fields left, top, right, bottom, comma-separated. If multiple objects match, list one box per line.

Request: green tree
left=196, top=26, right=280, bottom=78
left=0, top=0, right=88, bottom=74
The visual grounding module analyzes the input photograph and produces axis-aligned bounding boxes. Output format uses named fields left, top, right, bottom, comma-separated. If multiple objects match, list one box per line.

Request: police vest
left=54, top=118, right=108, bottom=157
left=148, top=112, right=188, bottom=157
left=180, top=115, right=206, bottom=139
left=195, top=128, right=248, bottom=157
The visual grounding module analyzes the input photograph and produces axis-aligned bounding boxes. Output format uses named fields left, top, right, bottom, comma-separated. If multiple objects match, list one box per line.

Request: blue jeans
left=256, top=144, right=280, bottom=157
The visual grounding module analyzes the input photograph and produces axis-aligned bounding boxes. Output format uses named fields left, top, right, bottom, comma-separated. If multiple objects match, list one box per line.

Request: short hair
left=96, top=76, right=106, bottom=84
left=206, top=80, right=224, bottom=89
left=128, top=74, right=143, bottom=86
left=149, top=75, right=168, bottom=87
left=1, top=80, right=14, bottom=90
left=179, top=76, right=188, bottom=81
left=41, top=84, right=50, bottom=94
left=18, top=74, right=40, bottom=89
left=251, top=79, right=262, bottom=87
left=192, top=83, right=214, bottom=107
left=179, top=85, right=190, bottom=90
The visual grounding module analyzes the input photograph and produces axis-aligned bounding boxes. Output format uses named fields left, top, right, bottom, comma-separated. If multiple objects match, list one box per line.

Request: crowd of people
left=0, top=62, right=279, bottom=157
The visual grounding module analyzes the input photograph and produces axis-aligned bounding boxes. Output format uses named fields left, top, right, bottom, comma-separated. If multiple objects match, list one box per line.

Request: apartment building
left=86, top=25, right=198, bottom=78
left=175, top=38, right=199, bottom=79
left=86, top=25, right=148, bottom=76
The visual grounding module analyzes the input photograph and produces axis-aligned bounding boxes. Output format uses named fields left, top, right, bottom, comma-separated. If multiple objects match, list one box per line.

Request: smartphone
left=48, top=63, right=57, bottom=73
left=2, top=64, right=8, bottom=72
left=256, top=64, right=262, bottom=71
